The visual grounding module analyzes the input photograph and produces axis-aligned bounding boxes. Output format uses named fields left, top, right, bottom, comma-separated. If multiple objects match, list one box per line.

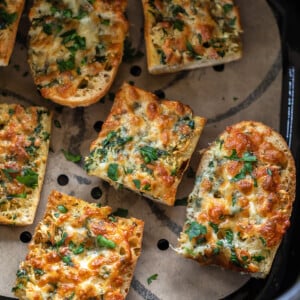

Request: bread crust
left=85, top=82, right=206, bottom=206
left=28, top=0, right=128, bottom=107
left=177, top=121, right=296, bottom=278
left=0, top=104, right=52, bottom=225
left=142, top=0, right=243, bottom=74
left=0, top=0, right=25, bottom=66
left=13, top=190, right=144, bottom=299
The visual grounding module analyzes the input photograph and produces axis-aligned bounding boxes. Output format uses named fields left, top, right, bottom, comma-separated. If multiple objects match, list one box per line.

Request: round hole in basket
left=20, top=231, right=32, bottom=243
left=91, top=187, right=103, bottom=199
left=57, top=174, right=69, bottom=186
left=213, top=64, right=225, bottom=72
left=157, top=238, right=169, bottom=251
left=130, top=65, right=142, bottom=77
left=93, top=120, right=104, bottom=132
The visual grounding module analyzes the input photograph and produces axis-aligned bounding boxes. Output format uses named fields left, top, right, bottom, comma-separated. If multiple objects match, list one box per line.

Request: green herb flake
left=16, top=169, right=38, bottom=188
left=252, top=255, right=265, bottom=263
left=267, top=168, right=272, bottom=176
left=34, top=268, right=45, bottom=276
left=62, top=149, right=82, bottom=163
left=208, top=222, right=219, bottom=233
left=223, top=4, right=233, bottom=14
left=107, top=163, right=119, bottom=181
left=57, top=56, right=75, bottom=72
left=57, top=205, right=68, bottom=214
left=54, top=119, right=61, bottom=128
left=140, top=146, right=158, bottom=163
left=147, top=273, right=158, bottom=285
left=259, top=237, right=267, bottom=247
left=0, top=8, right=17, bottom=30
left=62, top=255, right=73, bottom=266
left=133, top=179, right=141, bottom=189
left=225, top=229, right=234, bottom=244
left=173, top=19, right=184, bottom=31
left=185, top=221, right=207, bottom=240
left=96, top=235, right=116, bottom=249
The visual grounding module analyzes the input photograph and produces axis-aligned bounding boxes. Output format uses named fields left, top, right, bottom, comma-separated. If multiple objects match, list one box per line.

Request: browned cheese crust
left=13, top=190, right=144, bottom=299
left=28, top=0, right=128, bottom=107
left=142, top=0, right=242, bottom=74
left=85, top=82, right=206, bottom=206
left=177, top=121, right=296, bottom=278
left=0, top=0, right=25, bottom=66
left=0, top=104, right=51, bottom=225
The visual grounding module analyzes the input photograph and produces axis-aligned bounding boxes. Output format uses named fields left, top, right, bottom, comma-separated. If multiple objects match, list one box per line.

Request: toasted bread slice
left=28, top=0, right=128, bottom=107
left=0, top=104, right=52, bottom=225
left=0, top=0, right=25, bottom=66
left=13, top=190, right=144, bottom=299
left=85, top=82, right=206, bottom=206
left=141, top=0, right=243, bottom=74
left=177, top=121, right=296, bottom=278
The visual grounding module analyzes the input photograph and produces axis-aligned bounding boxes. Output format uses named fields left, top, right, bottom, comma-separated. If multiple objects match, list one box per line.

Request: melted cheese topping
left=13, top=190, right=144, bottom=299
left=28, top=0, right=127, bottom=100
left=0, top=104, right=51, bottom=225
left=0, top=0, right=24, bottom=66
left=85, top=83, right=206, bottom=205
left=178, top=121, right=295, bottom=276
left=143, top=0, right=242, bottom=71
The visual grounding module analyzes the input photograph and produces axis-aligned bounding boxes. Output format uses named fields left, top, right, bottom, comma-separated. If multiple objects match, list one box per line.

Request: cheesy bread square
left=28, top=0, right=128, bottom=107
left=177, top=121, right=296, bottom=278
left=85, top=83, right=206, bottom=206
left=0, top=104, right=51, bottom=225
left=0, top=0, right=25, bottom=66
left=13, top=190, right=144, bottom=300
left=142, top=0, right=243, bottom=74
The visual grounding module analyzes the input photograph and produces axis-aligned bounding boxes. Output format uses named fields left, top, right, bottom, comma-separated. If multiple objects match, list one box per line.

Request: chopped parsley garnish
left=57, top=56, right=75, bottom=72
left=223, top=4, right=233, bottom=14
left=147, top=273, right=158, bottom=285
left=69, top=241, right=85, bottom=255
left=173, top=19, right=184, bottom=31
left=61, top=149, right=82, bottom=163
left=252, top=255, right=265, bottom=262
left=225, top=229, right=234, bottom=244
left=139, top=146, right=167, bottom=164
left=267, top=168, right=273, bottom=176
left=186, top=41, right=201, bottom=60
left=208, top=222, right=219, bottom=233
left=96, top=235, right=116, bottom=249
left=0, top=8, right=17, bottom=30
left=259, top=237, right=267, bottom=247
left=54, top=119, right=61, bottom=128
left=62, top=255, right=73, bottom=266
left=55, top=232, right=68, bottom=248
left=34, top=268, right=45, bottom=276
left=226, top=149, right=257, bottom=182
left=2, top=168, right=19, bottom=181
left=133, top=179, right=141, bottom=189
left=171, top=4, right=187, bottom=16
left=57, top=205, right=68, bottom=213
left=185, top=221, right=207, bottom=240
left=16, top=169, right=38, bottom=188
left=107, top=163, right=119, bottom=181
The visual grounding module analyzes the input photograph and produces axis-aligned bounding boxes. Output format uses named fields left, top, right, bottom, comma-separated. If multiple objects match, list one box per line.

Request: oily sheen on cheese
left=13, top=190, right=144, bottom=299
left=177, top=121, right=296, bottom=278
left=0, top=104, right=51, bottom=225
left=28, top=0, right=128, bottom=107
left=142, top=0, right=243, bottom=74
left=85, top=83, right=206, bottom=206
left=0, top=0, right=25, bottom=66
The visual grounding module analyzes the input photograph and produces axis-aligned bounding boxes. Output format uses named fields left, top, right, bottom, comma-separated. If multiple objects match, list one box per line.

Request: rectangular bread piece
left=13, top=190, right=144, bottom=299
left=28, top=0, right=128, bottom=107
left=0, top=0, right=25, bottom=66
left=177, top=121, right=296, bottom=278
left=85, top=82, right=206, bottom=206
left=0, top=104, right=51, bottom=225
left=141, top=0, right=243, bottom=74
